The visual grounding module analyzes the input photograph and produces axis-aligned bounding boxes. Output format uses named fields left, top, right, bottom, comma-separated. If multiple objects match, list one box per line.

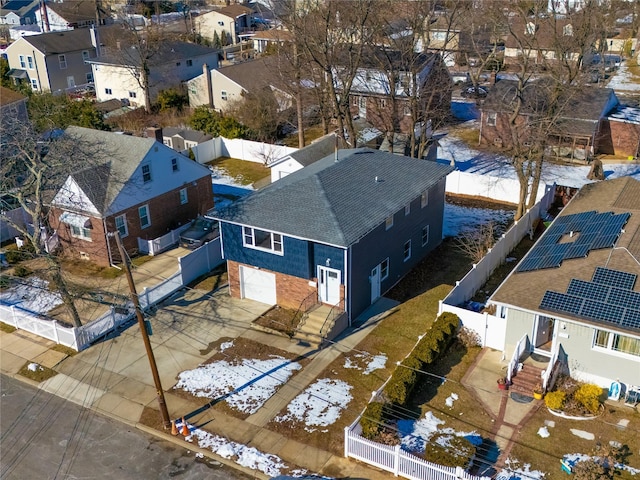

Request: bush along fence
left=345, top=312, right=490, bottom=480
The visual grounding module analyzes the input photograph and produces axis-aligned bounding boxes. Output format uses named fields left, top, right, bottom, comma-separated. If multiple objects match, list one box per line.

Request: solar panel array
left=539, top=268, right=640, bottom=331
left=516, top=211, right=630, bottom=273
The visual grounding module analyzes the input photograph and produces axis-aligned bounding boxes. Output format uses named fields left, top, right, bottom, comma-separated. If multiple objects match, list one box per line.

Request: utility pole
left=112, top=231, right=171, bottom=429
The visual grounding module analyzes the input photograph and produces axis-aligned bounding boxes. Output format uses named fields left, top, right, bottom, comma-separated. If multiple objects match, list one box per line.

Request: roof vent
left=375, top=176, right=379, bottom=183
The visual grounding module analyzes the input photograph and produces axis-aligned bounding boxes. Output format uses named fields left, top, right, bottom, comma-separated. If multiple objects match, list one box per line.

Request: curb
left=135, top=422, right=270, bottom=480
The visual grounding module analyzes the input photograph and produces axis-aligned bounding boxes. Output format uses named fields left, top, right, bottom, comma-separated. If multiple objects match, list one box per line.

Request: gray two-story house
left=211, top=149, right=453, bottom=340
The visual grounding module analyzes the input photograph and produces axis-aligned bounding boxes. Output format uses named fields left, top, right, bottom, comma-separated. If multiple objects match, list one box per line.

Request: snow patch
left=445, top=392, right=459, bottom=408
left=0, top=277, right=63, bottom=314
left=343, top=353, right=387, bottom=375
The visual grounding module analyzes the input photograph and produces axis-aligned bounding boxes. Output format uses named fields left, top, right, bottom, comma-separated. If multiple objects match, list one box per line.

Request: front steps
left=510, top=363, right=545, bottom=397
left=292, top=305, right=333, bottom=348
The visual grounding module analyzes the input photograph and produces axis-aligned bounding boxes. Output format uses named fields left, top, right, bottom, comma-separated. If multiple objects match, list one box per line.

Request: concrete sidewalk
left=1, top=290, right=534, bottom=479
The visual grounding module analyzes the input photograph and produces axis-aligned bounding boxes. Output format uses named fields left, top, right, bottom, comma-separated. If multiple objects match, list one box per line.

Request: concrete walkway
left=461, top=348, right=543, bottom=475
left=1, top=289, right=536, bottom=480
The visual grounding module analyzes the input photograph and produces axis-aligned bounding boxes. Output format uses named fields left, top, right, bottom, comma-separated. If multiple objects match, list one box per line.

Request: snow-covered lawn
left=607, top=62, right=640, bottom=92
left=0, top=277, right=62, bottom=314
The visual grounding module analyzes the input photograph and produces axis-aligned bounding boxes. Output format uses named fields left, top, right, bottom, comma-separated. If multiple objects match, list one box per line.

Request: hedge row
left=362, top=312, right=460, bottom=439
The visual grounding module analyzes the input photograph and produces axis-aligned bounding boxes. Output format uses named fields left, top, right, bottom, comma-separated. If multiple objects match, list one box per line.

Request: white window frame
left=242, top=226, right=284, bottom=255
left=487, top=112, right=497, bottom=126
left=138, top=204, right=150, bottom=229
left=221, top=90, right=228, bottom=101
left=593, top=329, right=640, bottom=359
left=421, top=191, right=428, bottom=208
left=27, top=56, right=34, bottom=69
left=179, top=188, right=188, bottom=205
left=58, top=54, right=67, bottom=69
left=171, top=158, right=179, bottom=172
left=403, top=240, right=412, bottom=262
left=129, top=91, right=137, bottom=98
left=141, top=164, right=151, bottom=183
left=69, top=224, right=92, bottom=241
left=82, top=50, right=90, bottom=61
left=86, top=72, right=93, bottom=83
left=422, top=225, right=430, bottom=246
left=19, top=55, right=26, bottom=68
left=115, top=214, right=128, bottom=238
left=563, top=24, right=573, bottom=36
left=105, top=88, right=112, bottom=95
left=385, top=215, right=394, bottom=230
left=30, top=78, right=38, bottom=90
left=525, top=22, right=536, bottom=35
left=380, top=258, right=389, bottom=280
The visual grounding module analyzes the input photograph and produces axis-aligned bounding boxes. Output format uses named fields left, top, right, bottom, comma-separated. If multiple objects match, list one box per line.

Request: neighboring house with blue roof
left=490, top=176, right=640, bottom=392
left=210, top=148, right=453, bottom=341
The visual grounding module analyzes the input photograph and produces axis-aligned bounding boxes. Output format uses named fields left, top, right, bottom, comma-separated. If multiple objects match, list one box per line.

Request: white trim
left=242, top=226, right=284, bottom=255
left=115, top=214, right=128, bottom=238
left=403, top=240, right=411, bottom=262
left=380, top=257, right=389, bottom=281
left=138, top=204, right=151, bottom=229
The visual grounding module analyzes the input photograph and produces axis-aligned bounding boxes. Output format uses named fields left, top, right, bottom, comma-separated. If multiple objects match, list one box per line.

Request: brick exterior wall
left=227, top=260, right=318, bottom=309
left=50, top=176, right=213, bottom=266
left=605, top=119, right=640, bottom=158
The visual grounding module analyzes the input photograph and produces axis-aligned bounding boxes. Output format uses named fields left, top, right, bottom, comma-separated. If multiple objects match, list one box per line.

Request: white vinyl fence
left=438, top=183, right=556, bottom=349
left=345, top=425, right=489, bottom=480
left=445, top=170, right=548, bottom=205
left=137, top=224, right=191, bottom=256
left=0, top=240, right=225, bottom=351
left=190, top=136, right=297, bottom=165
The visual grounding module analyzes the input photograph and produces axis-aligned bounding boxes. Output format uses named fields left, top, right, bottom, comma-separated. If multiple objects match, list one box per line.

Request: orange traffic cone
left=181, top=417, right=189, bottom=437
left=170, top=420, right=178, bottom=436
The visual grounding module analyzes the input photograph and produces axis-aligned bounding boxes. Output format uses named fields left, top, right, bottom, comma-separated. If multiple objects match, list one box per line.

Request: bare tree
left=0, top=119, right=105, bottom=327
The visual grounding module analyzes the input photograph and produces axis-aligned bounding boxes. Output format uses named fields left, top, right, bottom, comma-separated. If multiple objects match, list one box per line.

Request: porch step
left=510, top=364, right=545, bottom=396
left=292, top=305, right=333, bottom=347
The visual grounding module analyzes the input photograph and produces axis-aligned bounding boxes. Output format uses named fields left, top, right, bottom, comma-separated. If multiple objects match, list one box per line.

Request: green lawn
left=207, top=156, right=270, bottom=186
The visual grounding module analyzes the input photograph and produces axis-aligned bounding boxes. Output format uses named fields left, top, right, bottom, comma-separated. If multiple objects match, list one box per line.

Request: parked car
left=461, top=85, right=488, bottom=98
left=179, top=217, right=219, bottom=249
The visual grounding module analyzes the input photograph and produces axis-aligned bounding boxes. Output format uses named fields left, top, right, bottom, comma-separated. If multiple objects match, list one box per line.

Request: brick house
left=210, top=148, right=452, bottom=340
left=343, top=48, right=451, bottom=137
left=49, top=127, right=214, bottom=266
left=601, top=105, right=640, bottom=159
left=480, top=80, right=621, bottom=161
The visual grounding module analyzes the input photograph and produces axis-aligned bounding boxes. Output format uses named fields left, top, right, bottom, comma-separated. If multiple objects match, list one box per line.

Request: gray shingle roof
left=163, top=127, right=212, bottom=144
left=213, top=149, right=453, bottom=247
left=217, top=55, right=288, bottom=93
left=284, top=133, right=344, bottom=168
left=22, top=28, right=93, bottom=55
left=63, top=126, right=156, bottom=214
left=93, top=40, right=217, bottom=68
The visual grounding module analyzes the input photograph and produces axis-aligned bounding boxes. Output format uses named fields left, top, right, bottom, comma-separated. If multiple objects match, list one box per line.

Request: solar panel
left=621, top=309, right=640, bottom=329
left=608, top=288, right=640, bottom=311
left=567, top=279, right=610, bottom=302
left=591, top=233, right=620, bottom=250
left=539, top=291, right=584, bottom=316
left=592, top=267, right=637, bottom=290
left=580, top=300, right=624, bottom=324
left=564, top=243, right=591, bottom=260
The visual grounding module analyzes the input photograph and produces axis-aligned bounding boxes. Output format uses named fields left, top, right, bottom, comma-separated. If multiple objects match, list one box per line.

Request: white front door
left=370, top=265, right=381, bottom=303
left=318, top=266, right=340, bottom=305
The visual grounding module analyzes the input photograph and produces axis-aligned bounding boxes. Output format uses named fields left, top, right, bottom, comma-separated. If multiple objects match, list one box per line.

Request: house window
left=129, top=91, right=137, bottom=98
left=27, top=56, right=34, bottom=69
left=171, top=158, right=179, bottom=172
left=138, top=204, right=150, bottom=228
left=179, top=188, right=188, bottom=204
left=352, top=96, right=359, bottom=106
left=563, top=24, right=573, bottom=36
left=115, top=214, right=128, bottom=237
left=422, top=225, right=430, bottom=246
left=379, top=98, right=387, bottom=108
left=86, top=72, right=93, bottom=83
left=186, top=59, right=193, bottom=67
left=105, top=88, right=112, bottom=95
left=403, top=105, right=411, bottom=116
left=221, top=90, right=228, bottom=101
left=69, top=224, right=92, bottom=240
left=141, top=164, right=151, bottom=183
left=403, top=240, right=412, bottom=262
left=176, top=61, right=181, bottom=66
left=242, top=226, right=283, bottom=255
left=421, top=191, right=428, bottom=208
left=404, top=204, right=410, bottom=216
left=30, top=79, right=38, bottom=90
left=19, top=55, right=26, bottom=68
left=487, top=113, right=497, bottom=126
left=593, top=329, right=640, bottom=357
left=82, top=50, right=90, bottom=60
left=59, top=54, right=67, bottom=69
left=385, top=215, right=394, bottom=230
left=380, top=258, right=389, bottom=280
left=164, top=138, right=172, bottom=147
left=525, top=22, right=536, bottom=35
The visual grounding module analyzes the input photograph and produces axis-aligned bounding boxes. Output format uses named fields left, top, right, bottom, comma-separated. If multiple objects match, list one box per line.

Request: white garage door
left=240, top=266, right=276, bottom=305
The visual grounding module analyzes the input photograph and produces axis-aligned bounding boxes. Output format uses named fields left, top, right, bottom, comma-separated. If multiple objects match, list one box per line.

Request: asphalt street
left=0, top=375, right=252, bottom=480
